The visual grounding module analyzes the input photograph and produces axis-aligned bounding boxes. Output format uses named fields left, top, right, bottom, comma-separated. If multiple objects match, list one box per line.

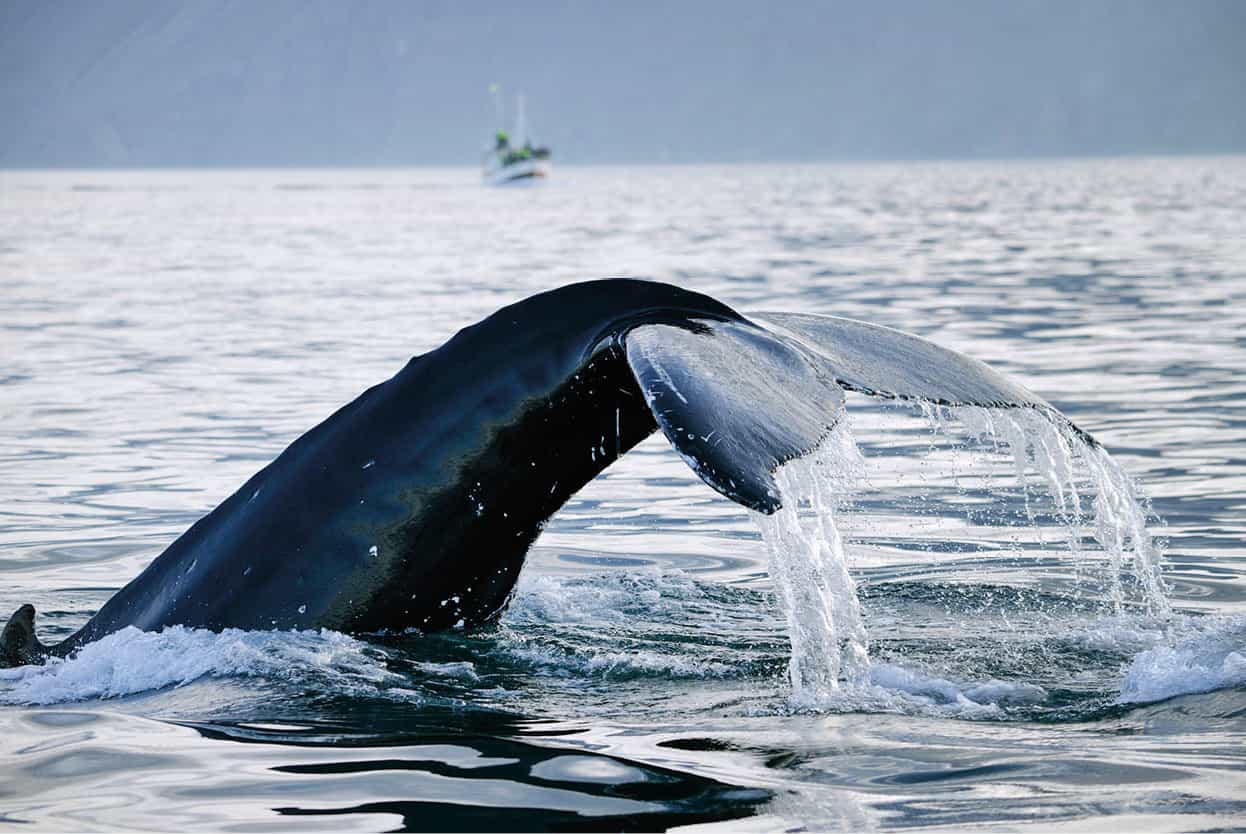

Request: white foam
left=1117, top=615, right=1246, bottom=704
left=502, top=643, right=734, bottom=679
left=0, top=625, right=399, bottom=706
left=749, top=659, right=1051, bottom=720
left=866, top=661, right=1048, bottom=717
left=503, top=568, right=704, bottom=626
left=498, top=569, right=735, bottom=680
left=411, top=660, right=480, bottom=682
left=1068, top=613, right=1172, bottom=654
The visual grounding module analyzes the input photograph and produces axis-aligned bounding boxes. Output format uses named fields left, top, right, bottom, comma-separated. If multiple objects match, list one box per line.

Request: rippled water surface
left=2, top=160, right=1245, bottom=830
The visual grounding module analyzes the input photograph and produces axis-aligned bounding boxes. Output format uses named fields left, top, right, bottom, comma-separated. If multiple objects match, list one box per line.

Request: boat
left=482, top=91, right=551, bottom=185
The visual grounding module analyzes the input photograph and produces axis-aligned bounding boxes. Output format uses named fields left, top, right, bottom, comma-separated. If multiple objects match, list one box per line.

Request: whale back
left=51, top=281, right=751, bottom=649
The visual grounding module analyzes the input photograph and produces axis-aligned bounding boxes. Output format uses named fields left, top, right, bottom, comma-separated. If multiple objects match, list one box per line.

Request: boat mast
left=515, top=94, right=527, bottom=147
left=489, top=83, right=505, bottom=135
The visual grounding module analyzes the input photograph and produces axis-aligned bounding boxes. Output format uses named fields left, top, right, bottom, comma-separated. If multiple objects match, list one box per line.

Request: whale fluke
left=2, top=279, right=1108, bottom=667
left=751, top=311, right=1097, bottom=445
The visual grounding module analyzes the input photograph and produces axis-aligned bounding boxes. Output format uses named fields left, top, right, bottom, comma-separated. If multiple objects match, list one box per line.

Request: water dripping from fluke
left=755, top=422, right=869, bottom=708
left=755, top=405, right=1171, bottom=711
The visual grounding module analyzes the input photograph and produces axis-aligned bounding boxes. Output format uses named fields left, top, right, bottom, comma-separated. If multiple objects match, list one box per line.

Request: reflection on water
left=1, top=708, right=767, bottom=831
left=1, top=159, right=1244, bottom=830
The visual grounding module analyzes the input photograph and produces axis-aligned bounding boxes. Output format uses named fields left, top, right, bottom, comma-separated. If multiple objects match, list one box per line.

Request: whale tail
left=1, top=604, right=50, bottom=668
left=622, top=309, right=1097, bottom=516
left=3, top=282, right=1106, bottom=649
left=748, top=311, right=1096, bottom=445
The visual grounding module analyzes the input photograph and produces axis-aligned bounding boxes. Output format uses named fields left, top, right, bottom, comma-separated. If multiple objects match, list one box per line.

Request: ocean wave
left=502, top=568, right=712, bottom=625
left=499, top=641, right=735, bottom=680
left=0, top=625, right=399, bottom=706
left=1117, top=616, right=1246, bottom=704
left=767, top=661, right=1050, bottom=720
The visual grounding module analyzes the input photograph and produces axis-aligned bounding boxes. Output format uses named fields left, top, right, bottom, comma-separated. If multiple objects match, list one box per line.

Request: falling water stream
left=758, top=404, right=1171, bottom=708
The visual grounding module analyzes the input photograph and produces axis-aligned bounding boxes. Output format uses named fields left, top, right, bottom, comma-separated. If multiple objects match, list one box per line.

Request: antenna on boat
left=489, top=83, right=504, bottom=131
left=515, top=94, right=527, bottom=146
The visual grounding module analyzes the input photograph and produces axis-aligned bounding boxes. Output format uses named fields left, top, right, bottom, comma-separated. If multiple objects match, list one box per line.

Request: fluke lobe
left=2, top=279, right=1085, bottom=667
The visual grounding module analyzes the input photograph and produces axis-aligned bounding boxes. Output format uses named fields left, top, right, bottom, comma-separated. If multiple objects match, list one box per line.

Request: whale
left=1, top=279, right=1091, bottom=668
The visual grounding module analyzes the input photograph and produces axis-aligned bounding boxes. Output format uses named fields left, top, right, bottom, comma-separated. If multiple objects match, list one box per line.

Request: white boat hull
left=482, top=157, right=551, bottom=186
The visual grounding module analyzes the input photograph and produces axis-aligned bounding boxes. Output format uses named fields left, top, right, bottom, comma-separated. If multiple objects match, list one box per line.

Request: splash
left=755, top=422, right=869, bottom=706
left=948, top=405, right=1169, bottom=617
left=497, top=569, right=773, bottom=681
left=756, top=404, right=1170, bottom=707
left=1117, top=615, right=1246, bottom=704
left=0, top=625, right=402, bottom=706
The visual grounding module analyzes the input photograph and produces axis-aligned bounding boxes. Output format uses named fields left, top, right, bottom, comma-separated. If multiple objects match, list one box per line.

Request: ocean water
left=1, top=159, right=1244, bottom=831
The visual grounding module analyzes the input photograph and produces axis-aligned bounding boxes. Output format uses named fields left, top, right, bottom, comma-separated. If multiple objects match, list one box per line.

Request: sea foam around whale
left=3, top=571, right=1240, bottom=715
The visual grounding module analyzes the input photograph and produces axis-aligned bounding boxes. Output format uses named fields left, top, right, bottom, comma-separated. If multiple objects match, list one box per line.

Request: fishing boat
left=482, top=92, right=551, bottom=185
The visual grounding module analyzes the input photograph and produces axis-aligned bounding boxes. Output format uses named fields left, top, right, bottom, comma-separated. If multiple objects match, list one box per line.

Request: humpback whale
left=1, top=279, right=1089, bottom=668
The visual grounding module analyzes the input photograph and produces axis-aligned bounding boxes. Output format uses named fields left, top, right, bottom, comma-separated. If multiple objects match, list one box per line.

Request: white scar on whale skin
left=635, top=340, right=689, bottom=405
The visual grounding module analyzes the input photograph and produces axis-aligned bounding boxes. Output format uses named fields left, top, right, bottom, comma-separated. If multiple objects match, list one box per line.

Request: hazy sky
left=2, top=0, right=1244, bottom=167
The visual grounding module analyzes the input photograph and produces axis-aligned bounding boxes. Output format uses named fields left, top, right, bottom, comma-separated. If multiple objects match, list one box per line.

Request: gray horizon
left=3, top=0, right=1244, bottom=168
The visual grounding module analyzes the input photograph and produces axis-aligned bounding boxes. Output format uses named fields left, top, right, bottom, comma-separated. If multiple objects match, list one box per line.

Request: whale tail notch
left=1, top=604, right=50, bottom=668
